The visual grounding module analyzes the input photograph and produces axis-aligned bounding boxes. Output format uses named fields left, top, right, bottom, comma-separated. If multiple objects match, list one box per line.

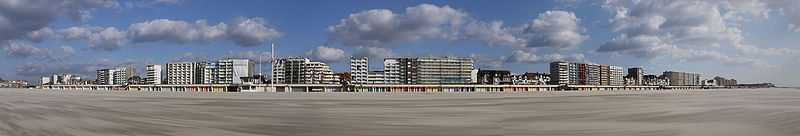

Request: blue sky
left=1, top=0, right=799, bottom=87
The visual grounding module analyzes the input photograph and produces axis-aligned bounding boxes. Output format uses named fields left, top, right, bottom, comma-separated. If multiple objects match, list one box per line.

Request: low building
left=477, top=70, right=512, bottom=85
left=714, top=76, right=737, bottom=86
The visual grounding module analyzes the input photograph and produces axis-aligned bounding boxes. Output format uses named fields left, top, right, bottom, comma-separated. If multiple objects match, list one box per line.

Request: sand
left=0, top=88, right=799, bottom=136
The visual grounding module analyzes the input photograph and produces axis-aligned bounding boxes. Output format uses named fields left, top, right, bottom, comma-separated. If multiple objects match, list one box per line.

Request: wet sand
left=1, top=88, right=799, bottom=136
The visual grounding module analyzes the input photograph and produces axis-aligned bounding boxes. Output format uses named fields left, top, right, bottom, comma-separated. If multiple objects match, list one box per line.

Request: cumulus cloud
left=25, top=27, right=53, bottom=42
left=15, top=58, right=150, bottom=79
left=762, top=47, right=800, bottom=55
left=597, top=34, right=678, bottom=59
left=0, top=0, right=118, bottom=42
left=88, top=27, right=128, bottom=51
left=506, top=50, right=587, bottom=64
left=465, top=10, right=588, bottom=51
left=353, top=46, right=398, bottom=59
left=469, top=53, right=507, bottom=69
left=1, top=41, right=44, bottom=58
left=56, top=26, right=99, bottom=41
left=522, top=11, right=588, bottom=50
left=765, top=0, right=800, bottom=32
left=598, top=0, right=755, bottom=56
left=673, top=49, right=774, bottom=68
left=224, top=50, right=272, bottom=64
left=172, top=52, right=210, bottom=62
left=326, top=4, right=468, bottom=47
left=304, top=46, right=349, bottom=63
left=464, top=21, right=527, bottom=49
left=128, top=17, right=283, bottom=46
left=38, top=45, right=76, bottom=62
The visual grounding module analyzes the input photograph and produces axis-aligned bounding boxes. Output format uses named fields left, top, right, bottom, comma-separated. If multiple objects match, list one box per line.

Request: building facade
left=397, top=57, right=473, bottom=84
left=477, top=70, right=512, bottom=85
left=146, top=64, right=162, bottom=84
left=167, top=62, right=199, bottom=84
left=350, top=57, right=369, bottom=84
left=383, top=58, right=400, bottom=84
left=274, top=58, right=339, bottom=84
left=714, top=76, right=738, bottom=86
left=113, top=67, right=136, bottom=85
left=628, top=68, right=644, bottom=85
left=549, top=61, right=569, bottom=85
left=663, top=71, right=701, bottom=86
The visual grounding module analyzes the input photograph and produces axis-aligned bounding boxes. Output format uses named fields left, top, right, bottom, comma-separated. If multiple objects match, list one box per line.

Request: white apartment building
left=550, top=61, right=569, bottom=85
left=167, top=62, right=199, bottom=84
left=146, top=64, right=162, bottom=84
left=214, top=59, right=255, bottom=84
left=96, top=69, right=115, bottom=85
left=275, top=58, right=339, bottom=84
left=350, top=57, right=368, bottom=84
left=367, top=71, right=385, bottom=84
left=383, top=58, right=400, bottom=84
left=113, top=67, right=136, bottom=85
left=609, top=66, right=624, bottom=85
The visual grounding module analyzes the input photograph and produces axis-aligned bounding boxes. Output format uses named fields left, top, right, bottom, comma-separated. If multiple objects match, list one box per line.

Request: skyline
left=1, top=0, right=800, bottom=87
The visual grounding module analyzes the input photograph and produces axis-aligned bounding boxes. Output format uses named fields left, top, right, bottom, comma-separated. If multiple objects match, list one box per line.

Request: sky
left=1, top=0, right=799, bottom=87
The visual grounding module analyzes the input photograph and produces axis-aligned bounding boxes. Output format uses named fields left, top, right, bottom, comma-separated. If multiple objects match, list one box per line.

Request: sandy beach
left=0, top=88, right=798, bottom=136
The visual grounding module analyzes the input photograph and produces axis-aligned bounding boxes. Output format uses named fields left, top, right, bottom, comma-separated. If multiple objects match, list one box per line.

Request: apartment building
left=550, top=61, right=569, bottom=85
left=350, top=57, right=368, bottom=84
left=113, top=67, right=136, bottom=85
left=146, top=64, right=162, bottom=84
left=628, top=67, right=644, bottom=85
left=167, top=62, right=199, bottom=84
left=96, top=69, right=115, bottom=85
left=383, top=58, right=400, bottom=84
left=398, top=57, right=473, bottom=84
left=550, top=61, right=624, bottom=86
left=663, top=71, right=701, bottom=86
left=274, top=58, right=339, bottom=84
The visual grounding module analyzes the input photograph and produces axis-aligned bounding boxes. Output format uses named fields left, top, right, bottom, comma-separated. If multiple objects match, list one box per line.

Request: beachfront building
left=383, top=58, right=401, bottom=84
left=628, top=67, right=644, bottom=85
left=714, top=76, right=738, bottom=86
left=146, top=64, right=162, bottom=84
left=550, top=61, right=569, bottom=85
left=274, top=58, right=339, bottom=84
left=663, top=71, right=701, bottom=86
left=477, top=69, right=512, bottom=85
left=167, top=62, right=200, bottom=84
left=397, top=57, right=473, bottom=84
left=350, top=57, right=368, bottom=84
left=113, top=67, right=136, bottom=85
left=96, top=69, right=116, bottom=85
left=550, top=61, right=624, bottom=86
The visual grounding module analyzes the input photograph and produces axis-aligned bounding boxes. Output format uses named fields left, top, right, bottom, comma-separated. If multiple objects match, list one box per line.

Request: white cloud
left=599, top=0, right=755, bottom=56
left=506, top=50, right=586, bottom=64
left=353, top=46, right=398, bottom=59
left=762, top=47, right=800, bottom=55
left=0, top=0, right=118, bottom=42
left=522, top=11, right=588, bottom=50
left=25, top=27, right=53, bottom=42
left=1, top=41, right=44, bottom=58
left=673, top=49, right=774, bottom=68
left=38, top=45, right=76, bottom=62
left=597, top=34, right=678, bottom=59
left=88, top=27, right=128, bottom=52
left=464, top=21, right=527, bottom=49
left=465, top=10, right=588, bottom=51
left=326, top=4, right=468, bottom=46
left=224, top=50, right=271, bottom=64
left=304, top=46, right=349, bottom=63
left=15, top=58, right=150, bottom=79
left=128, top=17, right=283, bottom=46
left=765, top=0, right=800, bottom=32
left=172, top=52, right=209, bottom=62
left=56, top=26, right=100, bottom=41
left=469, top=53, right=506, bottom=69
